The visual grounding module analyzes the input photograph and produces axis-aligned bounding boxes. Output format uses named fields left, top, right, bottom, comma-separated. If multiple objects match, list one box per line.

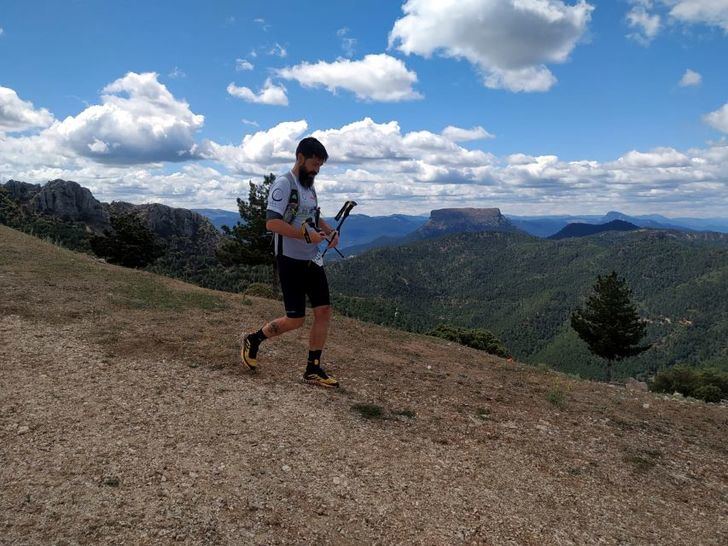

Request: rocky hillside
left=1, top=224, right=726, bottom=544
left=1, top=179, right=219, bottom=251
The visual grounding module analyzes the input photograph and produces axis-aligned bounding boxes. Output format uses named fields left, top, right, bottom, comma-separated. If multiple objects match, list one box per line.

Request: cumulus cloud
left=46, top=72, right=204, bottom=164
left=227, top=79, right=288, bottom=106
left=389, top=0, right=594, bottom=92
left=277, top=54, right=422, bottom=102
left=679, top=68, right=702, bottom=86
left=704, top=102, right=728, bottom=133
left=617, top=147, right=691, bottom=167
left=201, top=120, right=308, bottom=175
left=626, top=1, right=662, bottom=44
left=0, top=86, right=55, bottom=133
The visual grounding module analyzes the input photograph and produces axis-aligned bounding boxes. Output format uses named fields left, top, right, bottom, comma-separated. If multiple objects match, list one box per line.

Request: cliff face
left=4, top=180, right=42, bottom=203
left=2, top=179, right=220, bottom=253
left=27, top=179, right=111, bottom=231
left=106, top=201, right=220, bottom=255
left=416, top=208, right=519, bottom=238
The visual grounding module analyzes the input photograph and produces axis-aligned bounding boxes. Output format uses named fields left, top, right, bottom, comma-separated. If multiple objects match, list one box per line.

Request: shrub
left=244, top=282, right=280, bottom=299
left=547, top=388, right=567, bottom=409
left=650, top=365, right=728, bottom=402
left=693, top=385, right=722, bottom=403
left=429, top=324, right=510, bottom=358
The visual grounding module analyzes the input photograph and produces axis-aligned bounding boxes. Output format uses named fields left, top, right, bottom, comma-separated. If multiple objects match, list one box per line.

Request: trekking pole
left=303, top=217, right=346, bottom=259
left=322, top=200, right=357, bottom=258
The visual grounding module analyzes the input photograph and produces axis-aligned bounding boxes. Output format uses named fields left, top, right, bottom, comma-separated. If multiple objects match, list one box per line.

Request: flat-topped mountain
left=416, top=207, right=520, bottom=238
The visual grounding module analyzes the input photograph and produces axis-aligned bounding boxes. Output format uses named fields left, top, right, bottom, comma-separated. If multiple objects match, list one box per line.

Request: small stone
left=642, top=403, right=650, bottom=409
left=189, top=472, right=198, bottom=478
left=333, top=477, right=341, bottom=485
left=17, top=426, right=30, bottom=435
left=282, top=465, right=291, bottom=472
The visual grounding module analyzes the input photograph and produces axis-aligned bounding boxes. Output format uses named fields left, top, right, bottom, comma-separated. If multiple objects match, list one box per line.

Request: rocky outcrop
left=106, top=201, right=220, bottom=255
left=27, top=179, right=110, bottom=231
left=415, top=208, right=519, bottom=238
left=3, top=180, right=42, bottom=203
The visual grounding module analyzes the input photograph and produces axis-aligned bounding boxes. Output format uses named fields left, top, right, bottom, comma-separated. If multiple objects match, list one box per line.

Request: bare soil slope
left=1, top=225, right=726, bottom=544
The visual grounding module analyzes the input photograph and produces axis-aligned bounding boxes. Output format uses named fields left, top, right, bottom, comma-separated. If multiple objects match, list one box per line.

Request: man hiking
left=241, top=137, right=340, bottom=387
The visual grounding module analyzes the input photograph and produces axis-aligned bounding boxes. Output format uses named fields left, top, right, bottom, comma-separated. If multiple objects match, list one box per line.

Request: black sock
left=250, top=329, right=267, bottom=345
left=307, top=350, right=322, bottom=369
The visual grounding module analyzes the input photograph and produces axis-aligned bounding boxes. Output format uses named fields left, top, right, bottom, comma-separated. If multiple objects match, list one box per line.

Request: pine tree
left=216, top=174, right=275, bottom=268
left=571, top=271, right=649, bottom=382
left=90, top=213, right=164, bottom=268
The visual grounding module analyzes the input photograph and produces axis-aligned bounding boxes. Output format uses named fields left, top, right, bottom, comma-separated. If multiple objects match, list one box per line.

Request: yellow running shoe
left=303, top=360, right=339, bottom=388
left=241, top=334, right=258, bottom=371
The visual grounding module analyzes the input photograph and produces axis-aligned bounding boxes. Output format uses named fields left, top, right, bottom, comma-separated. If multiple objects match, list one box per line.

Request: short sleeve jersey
left=267, top=170, right=320, bottom=260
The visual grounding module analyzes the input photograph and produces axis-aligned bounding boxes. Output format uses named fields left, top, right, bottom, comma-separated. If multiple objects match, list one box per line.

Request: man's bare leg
left=309, top=305, right=332, bottom=350
left=262, top=316, right=305, bottom=338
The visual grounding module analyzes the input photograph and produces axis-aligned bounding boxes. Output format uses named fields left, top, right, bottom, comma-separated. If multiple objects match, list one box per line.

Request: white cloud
left=679, top=68, right=702, bottom=86
left=704, top=102, right=728, bottom=133
left=0, top=86, right=55, bottom=133
left=277, top=54, right=422, bottom=102
left=389, top=0, right=594, bottom=93
left=666, top=0, right=728, bottom=32
left=200, top=120, right=307, bottom=177
left=442, top=126, right=495, bottom=141
left=618, top=147, right=691, bottom=167
left=241, top=118, right=259, bottom=127
left=337, top=27, right=357, bottom=57
left=0, top=27, right=4, bottom=37
left=227, top=79, right=288, bottom=106
left=168, top=66, right=187, bottom=79
left=47, top=72, right=204, bottom=164
left=625, top=1, right=728, bottom=43
left=235, top=58, right=254, bottom=71
left=269, top=43, right=287, bottom=57
left=627, top=1, right=662, bottom=44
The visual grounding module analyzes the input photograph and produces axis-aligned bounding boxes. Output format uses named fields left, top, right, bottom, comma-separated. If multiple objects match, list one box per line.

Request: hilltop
left=1, top=224, right=726, bottom=544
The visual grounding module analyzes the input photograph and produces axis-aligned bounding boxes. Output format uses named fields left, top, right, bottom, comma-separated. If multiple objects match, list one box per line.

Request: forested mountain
left=549, top=219, right=639, bottom=239
left=328, top=229, right=728, bottom=380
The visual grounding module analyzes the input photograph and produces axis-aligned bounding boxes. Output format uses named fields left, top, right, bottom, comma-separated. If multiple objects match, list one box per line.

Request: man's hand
left=309, top=229, right=326, bottom=244
left=325, top=230, right=339, bottom=248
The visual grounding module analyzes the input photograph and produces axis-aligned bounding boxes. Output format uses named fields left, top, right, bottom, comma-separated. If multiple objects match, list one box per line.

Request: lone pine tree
left=571, top=271, right=649, bottom=382
left=216, top=173, right=275, bottom=268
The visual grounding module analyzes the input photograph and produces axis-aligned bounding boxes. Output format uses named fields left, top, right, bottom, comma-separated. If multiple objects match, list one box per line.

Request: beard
left=299, top=165, right=316, bottom=188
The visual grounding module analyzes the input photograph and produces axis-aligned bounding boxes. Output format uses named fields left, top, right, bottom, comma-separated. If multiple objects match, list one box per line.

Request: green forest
left=328, top=230, right=728, bottom=380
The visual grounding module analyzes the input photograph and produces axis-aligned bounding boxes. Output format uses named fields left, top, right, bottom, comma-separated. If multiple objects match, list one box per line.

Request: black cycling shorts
left=277, top=255, right=330, bottom=318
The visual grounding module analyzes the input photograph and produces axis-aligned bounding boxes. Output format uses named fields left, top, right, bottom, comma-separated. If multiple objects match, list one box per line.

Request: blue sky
left=1, top=0, right=727, bottom=217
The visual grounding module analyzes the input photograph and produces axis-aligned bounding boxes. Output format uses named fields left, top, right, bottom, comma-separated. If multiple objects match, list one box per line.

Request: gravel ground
left=1, top=225, right=727, bottom=544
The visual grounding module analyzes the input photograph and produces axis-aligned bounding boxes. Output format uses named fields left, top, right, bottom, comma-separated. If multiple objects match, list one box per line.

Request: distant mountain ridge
left=549, top=219, right=640, bottom=239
